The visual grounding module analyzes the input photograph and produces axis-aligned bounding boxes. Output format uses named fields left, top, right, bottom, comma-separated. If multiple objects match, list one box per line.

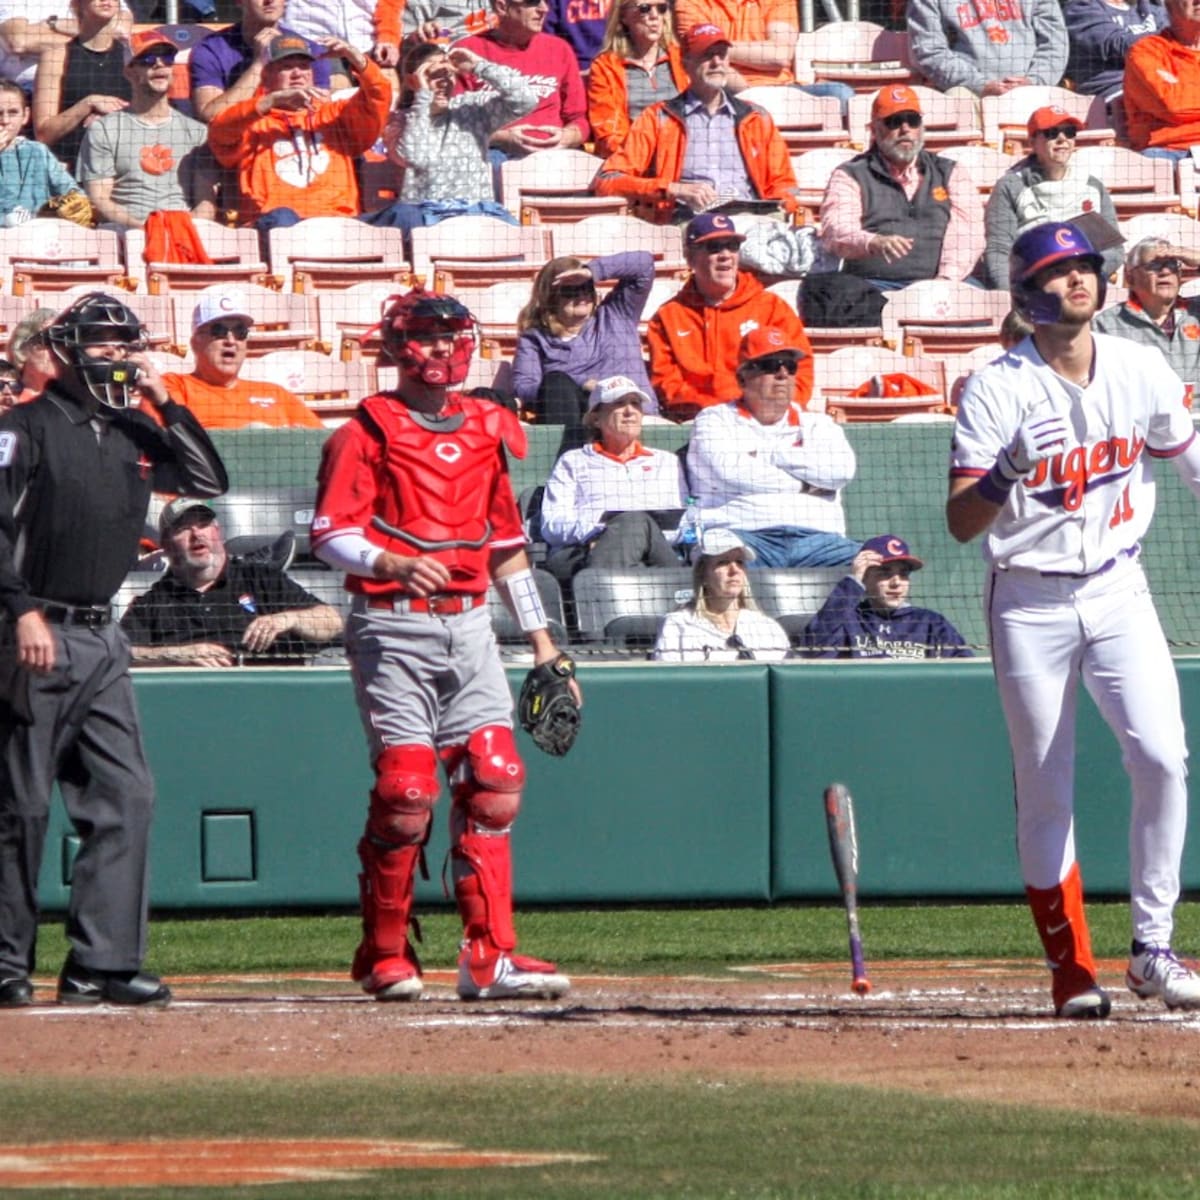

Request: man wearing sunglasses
left=78, top=30, right=218, bottom=231
left=1095, top=237, right=1200, bottom=391
left=155, top=288, right=322, bottom=430
left=687, top=327, right=860, bottom=569
left=820, top=85, right=982, bottom=291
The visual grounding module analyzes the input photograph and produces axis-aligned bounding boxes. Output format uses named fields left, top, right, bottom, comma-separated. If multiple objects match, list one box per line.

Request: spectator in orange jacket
left=1124, top=0, right=1200, bottom=157
left=587, top=0, right=688, bottom=157
left=207, top=33, right=390, bottom=236
left=646, top=213, right=814, bottom=422
left=592, top=22, right=800, bottom=223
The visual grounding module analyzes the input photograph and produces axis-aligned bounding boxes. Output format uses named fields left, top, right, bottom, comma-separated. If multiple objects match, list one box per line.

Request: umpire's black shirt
left=0, top=386, right=228, bottom=617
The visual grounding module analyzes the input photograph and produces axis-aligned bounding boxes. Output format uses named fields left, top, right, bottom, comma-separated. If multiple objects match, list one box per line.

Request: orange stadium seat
left=815, top=345, right=950, bottom=421
left=789, top=147, right=858, bottom=219
left=736, top=87, right=848, bottom=154
left=550, top=216, right=687, bottom=278
left=267, top=218, right=412, bottom=292
left=315, top=282, right=406, bottom=360
left=499, top=148, right=626, bottom=223
left=881, top=280, right=1010, bottom=356
left=794, top=21, right=916, bottom=93
left=411, top=217, right=552, bottom=290
left=938, top=145, right=1021, bottom=198
left=1072, top=146, right=1183, bottom=221
left=0, top=220, right=124, bottom=294
left=124, top=219, right=270, bottom=294
left=45, top=285, right=178, bottom=351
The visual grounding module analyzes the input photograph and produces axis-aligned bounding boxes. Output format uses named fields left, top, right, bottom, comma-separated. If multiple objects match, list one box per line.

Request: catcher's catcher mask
left=380, top=288, right=478, bottom=387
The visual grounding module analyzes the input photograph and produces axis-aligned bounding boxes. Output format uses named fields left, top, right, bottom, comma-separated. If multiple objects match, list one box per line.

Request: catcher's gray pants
left=0, top=620, right=155, bottom=979
left=346, top=599, right=514, bottom=761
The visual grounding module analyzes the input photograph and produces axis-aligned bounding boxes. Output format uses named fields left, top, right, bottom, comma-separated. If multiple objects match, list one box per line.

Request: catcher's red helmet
left=380, top=288, right=478, bottom=387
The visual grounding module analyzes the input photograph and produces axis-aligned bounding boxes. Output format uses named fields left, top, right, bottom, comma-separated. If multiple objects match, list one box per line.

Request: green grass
left=30, top=898, right=1192, bottom=978
left=0, top=1076, right=1197, bottom=1200
left=13, top=903, right=1200, bottom=1200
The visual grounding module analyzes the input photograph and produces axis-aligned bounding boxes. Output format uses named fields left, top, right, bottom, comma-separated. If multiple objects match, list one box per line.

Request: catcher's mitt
left=42, top=190, right=95, bottom=228
left=518, top=653, right=580, bottom=757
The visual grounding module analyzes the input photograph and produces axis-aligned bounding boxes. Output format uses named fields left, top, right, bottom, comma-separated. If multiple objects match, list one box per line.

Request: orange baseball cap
left=871, top=85, right=922, bottom=121
left=739, top=327, right=807, bottom=364
left=1027, top=105, right=1083, bottom=137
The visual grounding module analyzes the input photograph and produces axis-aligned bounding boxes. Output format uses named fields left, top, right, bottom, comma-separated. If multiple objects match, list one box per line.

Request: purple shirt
left=189, top=24, right=333, bottom=95
left=512, top=251, right=655, bottom=408
left=543, top=0, right=609, bottom=72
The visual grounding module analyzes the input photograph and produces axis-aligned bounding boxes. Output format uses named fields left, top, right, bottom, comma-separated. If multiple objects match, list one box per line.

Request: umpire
left=0, top=293, right=228, bottom=1008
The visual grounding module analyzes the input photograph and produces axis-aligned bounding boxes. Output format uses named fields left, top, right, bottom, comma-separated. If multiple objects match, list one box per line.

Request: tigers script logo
left=1025, top=432, right=1145, bottom=511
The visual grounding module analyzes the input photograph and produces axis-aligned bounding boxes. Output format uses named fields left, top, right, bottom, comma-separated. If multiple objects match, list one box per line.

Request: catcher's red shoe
left=456, top=940, right=570, bottom=1001
left=353, top=944, right=423, bottom=1002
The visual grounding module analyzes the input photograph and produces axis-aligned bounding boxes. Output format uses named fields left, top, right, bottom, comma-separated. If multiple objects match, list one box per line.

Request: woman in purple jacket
left=513, top=250, right=655, bottom=445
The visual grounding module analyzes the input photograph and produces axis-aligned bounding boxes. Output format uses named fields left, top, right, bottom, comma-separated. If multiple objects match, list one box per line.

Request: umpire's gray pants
left=0, top=620, right=155, bottom=978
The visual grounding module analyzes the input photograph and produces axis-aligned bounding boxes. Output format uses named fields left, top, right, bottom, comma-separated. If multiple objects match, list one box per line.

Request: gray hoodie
left=906, top=0, right=1069, bottom=94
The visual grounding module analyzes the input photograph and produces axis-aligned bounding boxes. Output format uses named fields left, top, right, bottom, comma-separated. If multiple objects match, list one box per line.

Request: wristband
left=976, top=463, right=1018, bottom=507
left=504, top=568, right=547, bottom=633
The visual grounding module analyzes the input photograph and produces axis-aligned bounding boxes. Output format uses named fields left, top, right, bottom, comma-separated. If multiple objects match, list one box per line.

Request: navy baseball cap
left=685, top=212, right=745, bottom=249
left=861, top=534, right=923, bottom=569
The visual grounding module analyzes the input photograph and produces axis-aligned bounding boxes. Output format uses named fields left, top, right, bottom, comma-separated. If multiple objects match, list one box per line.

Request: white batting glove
left=996, top=413, right=1069, bottom=481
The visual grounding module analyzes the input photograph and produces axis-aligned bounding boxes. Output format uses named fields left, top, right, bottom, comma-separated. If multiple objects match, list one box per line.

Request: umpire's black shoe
left=57, top=960, right=171, bottom=1007
left=0, top=976, right=33, bottom=1007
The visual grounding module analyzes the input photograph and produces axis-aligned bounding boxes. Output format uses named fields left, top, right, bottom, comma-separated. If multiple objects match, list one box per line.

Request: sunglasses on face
left=1038, top=125, right=1077, bottom=140
left=882, top=111, right=922, bottom=130
left=555, top=283, right=596, bottom=301
left=134, top=52, right=177, bottom=66
left=510, top=0, right=548, bottom=7
left=697, top=239, right=742, bottom=255
left=204, top=321, right=251, bottom=340
left=0, top=379, right=18, bottom=394
left=745, top=355, right=799, bottom=376
left=1141, top=257, right=1182, bottom=274
left=628, top=2, right=669, bottom=12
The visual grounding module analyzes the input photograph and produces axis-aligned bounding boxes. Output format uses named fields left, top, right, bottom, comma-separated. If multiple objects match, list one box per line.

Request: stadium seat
left=411, top=217, right=552, bottom=290
left=766, top=279, right=888, bottom=356
left=315, top=282, right=404, bottom=360
left=0, top=294, right=39, bottom=352
left=0, top=219, right=124, bottom=294
left=735, top=87, right=848, bottom=154
left=789, top=147, right=858, bottom=218
left=455, top=280, right=539, bottom=357
left=880, top=280, right=1009, bottom=356
left=1071, top=146, right=1183, bottom=221
left=794, top=21, right=916, bottom=93
left=267, top=218, right=412, bottom=292
left=937, top=144, right=1021, bottom=197
left=239, top=351, right=373, bottom=422
left=203, top=483, right=320, bottom=559
left=570, top=566, right=694, bottom=643
left=848, top=86, right=981, bottom=152
left=171, top=283, right=318, bottom=356
left=551, top=216, right=687, bottom=279
left=124, top=219, right=270, bottom=295
left=499, top=148, right=627, bottom=223
left=44, top=285, right=178, bottom=350
left=980, top=86, right=1115, bottom=155
left=815, top=345, right=950, bottom=421
left=640, top=276, right=685, bottom=336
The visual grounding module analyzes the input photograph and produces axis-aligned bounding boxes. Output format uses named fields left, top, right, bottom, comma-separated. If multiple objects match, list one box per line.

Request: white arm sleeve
left=313, top=530, right=384, bottom=577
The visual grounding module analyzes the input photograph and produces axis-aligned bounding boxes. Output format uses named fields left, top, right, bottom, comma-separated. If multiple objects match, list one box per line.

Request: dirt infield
left=4, top=957, right=1200, bottom=1188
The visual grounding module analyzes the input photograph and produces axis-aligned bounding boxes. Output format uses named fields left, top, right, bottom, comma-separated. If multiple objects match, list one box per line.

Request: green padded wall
left=34, top=661, right=1200, bottom=912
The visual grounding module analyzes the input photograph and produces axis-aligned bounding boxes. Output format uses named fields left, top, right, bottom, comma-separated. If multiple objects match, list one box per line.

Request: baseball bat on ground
left=823, top=782, right=872, bottom=996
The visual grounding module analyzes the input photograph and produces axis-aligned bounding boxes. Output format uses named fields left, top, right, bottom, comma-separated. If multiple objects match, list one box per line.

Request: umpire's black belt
left=38, top=600, right=113, bottom=628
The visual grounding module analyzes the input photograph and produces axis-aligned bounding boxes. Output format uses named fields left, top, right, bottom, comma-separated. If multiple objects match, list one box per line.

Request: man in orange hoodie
left=646, top=212, right=814, bottom=422
left=591, top=22, right=799, bottom=223
left=1124, top=0, right=1200, bottom=156
left=207, top=32, right=390, bottom=236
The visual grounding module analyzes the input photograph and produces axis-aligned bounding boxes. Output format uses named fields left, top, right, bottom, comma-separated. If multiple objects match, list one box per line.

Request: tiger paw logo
left=273, top=133, right=330, bottom=188
left=931, top=186, right=949, bottom=203
left=986, top=23, right=1009, bottom=42
left=139, top=144, right=176, bottom=176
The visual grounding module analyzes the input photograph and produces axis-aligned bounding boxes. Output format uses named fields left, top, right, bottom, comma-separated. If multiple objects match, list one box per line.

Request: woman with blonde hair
left=653, top=529, right=791, bottom=663
left=513, top=249, right=655, bottom=438
left=587, top=0, right=687, bottom=158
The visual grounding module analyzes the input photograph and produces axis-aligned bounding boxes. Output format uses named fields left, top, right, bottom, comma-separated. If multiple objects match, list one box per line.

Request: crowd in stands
left=0, top=0, right=1198, bottom=660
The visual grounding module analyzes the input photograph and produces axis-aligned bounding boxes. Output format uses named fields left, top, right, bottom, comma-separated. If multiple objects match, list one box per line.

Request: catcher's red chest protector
left=357, top=393, right=525, bottom=588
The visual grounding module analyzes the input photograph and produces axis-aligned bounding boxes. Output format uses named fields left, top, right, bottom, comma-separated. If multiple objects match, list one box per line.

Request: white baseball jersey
left=688, top=400, right=857, bottom=534
left=539, top=442, right=687, bottom=549
left=950, top=334, right=1194, bottom=574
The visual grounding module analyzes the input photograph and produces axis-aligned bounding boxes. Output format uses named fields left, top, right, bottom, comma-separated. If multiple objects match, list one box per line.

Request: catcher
left=312, top=287, right=581, bottom=1003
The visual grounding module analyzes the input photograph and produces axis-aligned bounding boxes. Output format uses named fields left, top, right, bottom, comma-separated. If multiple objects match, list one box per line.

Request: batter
left=947, top=221, right=1200, bottom=1019
left=312, top=288, right=578, bottom=1003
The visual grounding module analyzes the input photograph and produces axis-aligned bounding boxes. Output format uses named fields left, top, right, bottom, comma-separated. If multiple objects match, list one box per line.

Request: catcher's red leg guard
left=446, top=727, right=528, bottom=981
left=353, top=745, right=439, bottom=1000
left=1027, top=862, right=1101, bottom=1013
